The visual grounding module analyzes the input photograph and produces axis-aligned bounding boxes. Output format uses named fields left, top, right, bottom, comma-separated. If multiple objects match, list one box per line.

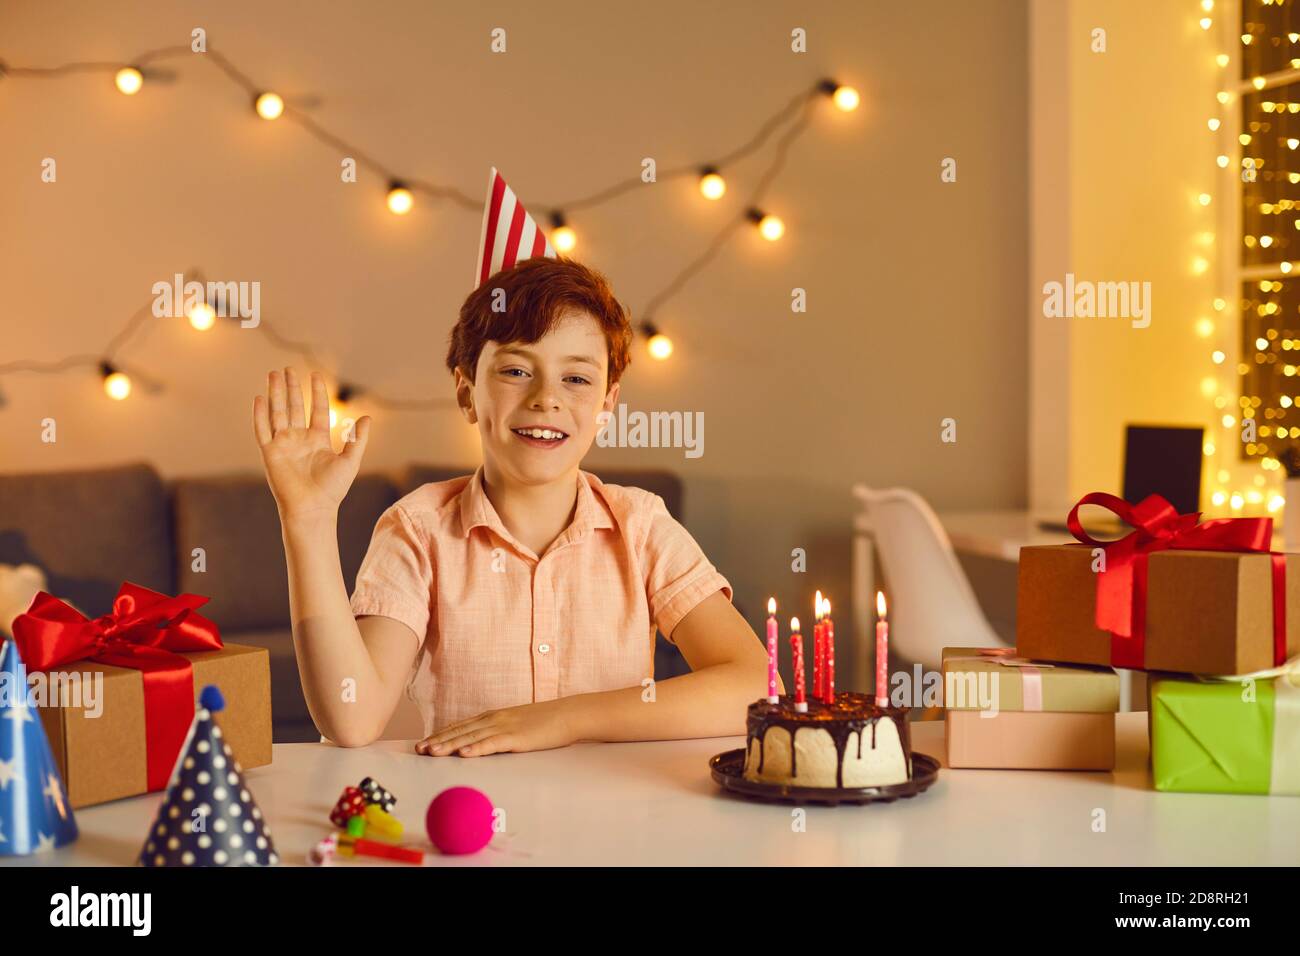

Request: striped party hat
left=474, top=167, right=555, bottom=287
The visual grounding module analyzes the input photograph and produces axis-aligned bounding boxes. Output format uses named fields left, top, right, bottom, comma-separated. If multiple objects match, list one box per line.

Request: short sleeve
left=642, top=494, right=732, bottom=642
left=349, top=503, right=434, bottom=647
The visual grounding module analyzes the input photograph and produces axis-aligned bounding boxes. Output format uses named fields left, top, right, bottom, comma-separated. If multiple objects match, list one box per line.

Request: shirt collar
left=459, top=467, right=614, bottom=555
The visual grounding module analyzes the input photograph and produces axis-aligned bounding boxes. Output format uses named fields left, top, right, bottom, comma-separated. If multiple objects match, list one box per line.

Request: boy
left=251, top=255, right=771, bottom=754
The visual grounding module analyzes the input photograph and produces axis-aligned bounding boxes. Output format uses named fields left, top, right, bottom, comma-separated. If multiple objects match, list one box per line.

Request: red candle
left=790, top=617, right=807, bottom=712
left=766, top=598, right=779, bottom=704
left=874, top=591, right=889, bottom=707
left=824, top=597, right=835, bottom=703
left=813, top=590, right=824, bottom=702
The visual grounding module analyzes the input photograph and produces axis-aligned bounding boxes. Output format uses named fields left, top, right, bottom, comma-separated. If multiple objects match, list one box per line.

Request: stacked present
left=942, top=647, right=1119, bottom=770
left=1013, top=491, right=1300, bottom=795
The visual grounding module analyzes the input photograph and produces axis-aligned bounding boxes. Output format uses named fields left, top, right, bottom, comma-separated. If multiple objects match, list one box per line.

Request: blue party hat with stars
left=0, top=638, right=78, bottom=856
left=139, top=685, right=278, bottom=866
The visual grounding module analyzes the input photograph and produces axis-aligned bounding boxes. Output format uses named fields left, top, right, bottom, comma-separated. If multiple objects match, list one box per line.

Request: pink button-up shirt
left=348, top=468, right=731, bottom=735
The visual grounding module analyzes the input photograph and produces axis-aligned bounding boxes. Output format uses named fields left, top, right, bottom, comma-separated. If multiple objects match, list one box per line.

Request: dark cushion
left=172, top=472, right=398, bottom=631
left=402, top=464, right=684, bottom=521
left=0, top=462, right=173, bottom=615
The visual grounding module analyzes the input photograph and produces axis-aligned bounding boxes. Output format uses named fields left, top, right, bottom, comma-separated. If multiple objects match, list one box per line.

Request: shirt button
left=537, top=643, right=551, bottom=655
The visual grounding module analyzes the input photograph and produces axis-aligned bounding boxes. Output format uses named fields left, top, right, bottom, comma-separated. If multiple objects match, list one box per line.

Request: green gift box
left=1150, top=670, right=1300, bottom=795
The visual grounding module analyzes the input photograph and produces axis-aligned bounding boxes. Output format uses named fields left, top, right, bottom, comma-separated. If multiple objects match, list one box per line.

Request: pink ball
left=425, top=786, right=494, bottom=855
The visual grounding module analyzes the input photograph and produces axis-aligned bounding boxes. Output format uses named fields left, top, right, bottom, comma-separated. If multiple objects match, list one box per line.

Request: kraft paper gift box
left=12, top=583, right=272, bottom=809
left=941, top=647, right=1119, bottom=712
left=1017, top=545, right=1300, bottom=675
left=1149, top=669, right=1300, bottom=795
left=942, top=646, right=1118, bottom=770
left=34, top=645, right=273, bottom=808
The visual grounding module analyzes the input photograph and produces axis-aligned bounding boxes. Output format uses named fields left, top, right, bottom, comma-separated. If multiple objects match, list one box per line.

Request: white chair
left=852, top=485, right=1010, bottom=676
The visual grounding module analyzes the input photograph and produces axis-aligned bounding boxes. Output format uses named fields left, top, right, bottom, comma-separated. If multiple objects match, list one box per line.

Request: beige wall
left=1, top=1, right=1029, bottom=679
left=1032, top=0, right=1225, bottom=510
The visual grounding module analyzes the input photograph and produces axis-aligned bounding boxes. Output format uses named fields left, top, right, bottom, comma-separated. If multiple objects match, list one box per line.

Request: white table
left=5, top=714, right=1297, bottom=866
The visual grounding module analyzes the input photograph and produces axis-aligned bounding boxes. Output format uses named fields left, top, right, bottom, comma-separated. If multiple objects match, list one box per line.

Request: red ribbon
left=1067, top=492, right=1286, bottom=669
left=11, top=582, right=222, bottom=792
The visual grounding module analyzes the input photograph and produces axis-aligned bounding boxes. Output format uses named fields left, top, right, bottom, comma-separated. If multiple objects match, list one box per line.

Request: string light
left=550, top=213, right=577, bottom=253
left=100, top=362, right=131, bottom=401
left=698, top=167, right=726, bottom=200
left=386, top=182, right=414, bottom=215
left=254, top=92, right=284, bottom=120
left=3, top=48, right=852, bottom=393
left=187, top=301, right=217, bottom=331
left=748, top=208, right=785, bottom=241
left=640, top=322, right=673, bottom=361
left=114, top=67, right=143, bottom=95
left=818, top=78, right=860, bottom=112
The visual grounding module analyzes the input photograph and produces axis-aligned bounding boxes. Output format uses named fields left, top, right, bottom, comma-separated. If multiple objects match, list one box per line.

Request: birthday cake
left=743, top=692, right=912, bottom=789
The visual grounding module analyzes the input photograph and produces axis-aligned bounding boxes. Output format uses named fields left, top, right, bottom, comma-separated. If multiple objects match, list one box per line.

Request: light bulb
left=647, top=333, right=673, bottom=360
left=115, top=67, right=143, bottom=95
left=1216, top=54, right=1230, bottom=68
left=758, top=214, right=785, bottom=241
left=1254, top=76, right=1267, bottom=90
left=552, top=225, right=577, bottom=253
left=1208, top=118, right=1221, bottom=131
left=1217, top=154, right=1229, bottom=167
left=832, top=85, right=860, bottom=112
left=1200, top=17, right=1212, bottom=29
left=255, top=92, right=284, bottom=120
left=104, top=371, right=132, bottom=400
left=699, top=171, right=726, bottom=200
left=1196, top=317, right=1215, bottom=337
left=1198, top=193, right=1212, bottom=206
left=187, top=302, right=216, bottom=331
left=386, top=184, right=414, bottom=215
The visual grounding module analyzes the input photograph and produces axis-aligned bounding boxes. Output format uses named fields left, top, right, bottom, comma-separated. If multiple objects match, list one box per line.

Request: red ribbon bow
left=1067, top=492, right=1285, bottom=669
left=11, top=582, right=222, bottom=792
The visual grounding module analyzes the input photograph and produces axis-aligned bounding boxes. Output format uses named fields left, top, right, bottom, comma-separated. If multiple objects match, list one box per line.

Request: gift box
left=12, top=583, right=272, bottom=808
left=945, top=710, right=1115, bottom=770
left=1150, top=669, right=1300, bottom=795
left=1018, top=493, right=1300, bottom=674
left=941, top=647, right=1119, bottom=712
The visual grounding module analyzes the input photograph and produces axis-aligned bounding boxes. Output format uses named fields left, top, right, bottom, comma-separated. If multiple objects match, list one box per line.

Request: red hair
left=447, top=256, right=633, bottom=384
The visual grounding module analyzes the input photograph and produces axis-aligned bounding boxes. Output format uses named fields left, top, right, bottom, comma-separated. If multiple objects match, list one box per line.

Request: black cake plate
left=709, top=748, right=940, bottom=805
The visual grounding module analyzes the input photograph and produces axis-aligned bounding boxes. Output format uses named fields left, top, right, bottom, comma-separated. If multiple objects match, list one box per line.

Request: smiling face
left=455, top=309, right=620, bottom=488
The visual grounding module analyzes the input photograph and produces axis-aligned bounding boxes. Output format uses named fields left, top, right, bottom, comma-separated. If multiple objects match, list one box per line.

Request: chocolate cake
left=742, top=692, right=912, bottom=789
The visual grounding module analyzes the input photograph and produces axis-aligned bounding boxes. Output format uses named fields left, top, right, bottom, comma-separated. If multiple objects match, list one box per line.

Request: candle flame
left=790, top=616, right=800, bottom=632
left=767, top=597, right=776, bottom=615
left=814, top=590, right=823, bottom=619
left=876, top=590, right=887, bottom=618
left=824, top=597, right=831, bottom=616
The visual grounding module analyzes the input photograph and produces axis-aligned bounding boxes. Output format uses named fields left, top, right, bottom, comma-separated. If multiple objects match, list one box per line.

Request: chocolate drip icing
left=746, top=692, right=912, bottom=789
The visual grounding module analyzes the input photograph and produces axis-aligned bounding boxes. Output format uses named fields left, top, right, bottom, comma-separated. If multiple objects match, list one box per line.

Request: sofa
left=0, top=462, right=690, bottom=742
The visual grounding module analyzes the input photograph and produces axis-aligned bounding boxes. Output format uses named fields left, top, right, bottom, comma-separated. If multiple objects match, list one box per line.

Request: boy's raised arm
left=252, top=367, right=416, bottom=747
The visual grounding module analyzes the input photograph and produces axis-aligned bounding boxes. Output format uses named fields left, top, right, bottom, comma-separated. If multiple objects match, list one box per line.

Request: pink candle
left=874, top=591, right=889, bottom=707
left=812, top=591, right=824, bottom=703
left=766, top=598, right=779, bottom=703
left=824, top=597, right=835, bottom=703
left=790, top=617, right=807, bottom=712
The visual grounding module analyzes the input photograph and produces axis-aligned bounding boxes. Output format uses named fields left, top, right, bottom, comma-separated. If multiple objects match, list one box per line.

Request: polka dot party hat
left=138, top=685, right=278, bottom=867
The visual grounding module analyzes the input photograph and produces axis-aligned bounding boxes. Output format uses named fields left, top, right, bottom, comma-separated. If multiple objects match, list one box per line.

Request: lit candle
left=875, top=591, right=889, bottom=707
left=766, top=597, right=779, bottom=704
left=790, top=617, right=807, bottom=712
left=824, top=597, right=835, bottom=703
left=813, top=590, right=824, bottom=702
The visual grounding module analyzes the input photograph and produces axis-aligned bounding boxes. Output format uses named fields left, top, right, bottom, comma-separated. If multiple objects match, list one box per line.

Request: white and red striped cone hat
left=474, top=167, right=556, bottom=287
